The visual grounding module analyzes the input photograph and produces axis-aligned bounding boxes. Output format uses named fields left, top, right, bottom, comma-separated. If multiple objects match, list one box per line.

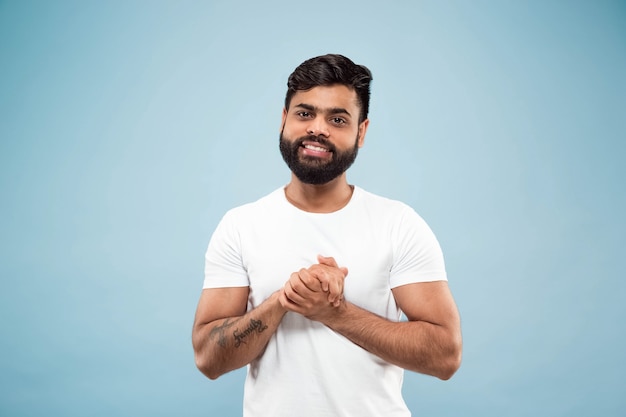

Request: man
left=192, top=54, right=462, bottom=416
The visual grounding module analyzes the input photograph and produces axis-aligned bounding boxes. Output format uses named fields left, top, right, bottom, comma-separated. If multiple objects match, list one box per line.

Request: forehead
left=290, top=85, right=359, bottom=113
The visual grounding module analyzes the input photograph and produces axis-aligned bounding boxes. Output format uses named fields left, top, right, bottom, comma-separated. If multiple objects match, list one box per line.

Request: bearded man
left=192, top=54, right=462, bottom=417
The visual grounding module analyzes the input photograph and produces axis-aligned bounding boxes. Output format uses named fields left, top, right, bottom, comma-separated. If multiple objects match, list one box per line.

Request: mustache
left=295, top=135, right=337, bottom=152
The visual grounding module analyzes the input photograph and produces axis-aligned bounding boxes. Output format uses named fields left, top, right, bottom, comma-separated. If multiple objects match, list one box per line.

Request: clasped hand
left=279, top=255, right=348, bottom=321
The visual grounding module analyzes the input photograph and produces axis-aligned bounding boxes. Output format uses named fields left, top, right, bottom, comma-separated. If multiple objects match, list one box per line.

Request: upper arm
left=392, top=281, right=460, bottom=332
left=193, top=287, right=250, bottom=330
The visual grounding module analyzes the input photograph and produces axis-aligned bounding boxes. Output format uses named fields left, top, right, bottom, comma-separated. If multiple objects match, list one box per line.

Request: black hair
left=285, top=54, right=373, bottom=123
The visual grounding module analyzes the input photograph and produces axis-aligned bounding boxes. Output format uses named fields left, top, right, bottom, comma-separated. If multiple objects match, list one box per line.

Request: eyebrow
left=293, top=103, right=352, bottom=117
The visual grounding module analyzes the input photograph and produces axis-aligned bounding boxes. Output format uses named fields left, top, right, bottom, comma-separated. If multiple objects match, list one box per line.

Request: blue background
left=1, top=1, right=624, bottom=416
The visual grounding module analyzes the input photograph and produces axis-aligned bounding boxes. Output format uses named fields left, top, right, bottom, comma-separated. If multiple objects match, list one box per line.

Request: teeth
left=304, top=144, right=328, bottom=152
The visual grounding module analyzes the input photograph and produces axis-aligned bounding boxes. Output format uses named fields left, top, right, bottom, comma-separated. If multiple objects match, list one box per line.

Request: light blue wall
left=1, top=1, right=624, bottom=416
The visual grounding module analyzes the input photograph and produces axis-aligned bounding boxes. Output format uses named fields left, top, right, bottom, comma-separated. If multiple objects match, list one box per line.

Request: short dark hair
left=285, top=54, right=373, bottom=123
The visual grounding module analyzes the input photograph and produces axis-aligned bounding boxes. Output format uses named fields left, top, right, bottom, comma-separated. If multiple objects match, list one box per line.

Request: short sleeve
left=203, top=210, right=250, bottom=289
left=389, top=206, right=447, bottom=288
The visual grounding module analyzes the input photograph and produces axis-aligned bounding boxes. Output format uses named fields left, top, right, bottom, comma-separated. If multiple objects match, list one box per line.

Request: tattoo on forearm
left=209, top=318, right=269, bottom=348
left=233, top=319, right=268, bottom=347
left=209, top=318, right=238, bottom=347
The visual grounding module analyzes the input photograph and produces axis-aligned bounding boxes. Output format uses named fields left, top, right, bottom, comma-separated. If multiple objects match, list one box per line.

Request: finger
left=308, top=265, right=330, bottom=292
left=317, top=255, right=348, bottom=278
left=317, top=254, right=338, bottom=268
left=327, top=278, right=343, bottom=303
left=316, top=257, right=344, bottom=298
left=278, top=288, right=295, bottom=309
left=298, top=268, right=323, bottom=292
left=288, top=270, right=313, bottom=296
left=279, top=289, right=305, bottom=314
left=284, top=276, right=307, bottom=305
left=319, top=278, right=329, bottom=292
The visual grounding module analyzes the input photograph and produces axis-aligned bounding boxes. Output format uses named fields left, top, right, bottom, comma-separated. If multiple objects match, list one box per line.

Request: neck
left=284, top=174, right=354, bottom=213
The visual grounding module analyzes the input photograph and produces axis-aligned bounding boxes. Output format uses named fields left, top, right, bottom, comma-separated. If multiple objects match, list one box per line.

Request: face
left=280, top=85, right=369, bottom=185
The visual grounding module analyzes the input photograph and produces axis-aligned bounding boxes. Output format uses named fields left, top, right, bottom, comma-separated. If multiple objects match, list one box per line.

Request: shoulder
left=353, top=186, right=434, bottom=234
left=208, top=187, right=285, bottom=246
left=353, top=186, right=416, bottom=216
left=223, top=187, right=286, bottom=220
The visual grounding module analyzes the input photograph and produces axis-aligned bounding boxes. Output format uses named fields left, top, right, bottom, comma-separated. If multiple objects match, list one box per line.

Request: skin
left=192, top=84, right=462, bottom=381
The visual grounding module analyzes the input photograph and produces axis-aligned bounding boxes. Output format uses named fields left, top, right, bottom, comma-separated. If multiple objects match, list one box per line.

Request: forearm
left=323, top=301, right=462, bottom=380
left=193, top=291, right=287, bottom=380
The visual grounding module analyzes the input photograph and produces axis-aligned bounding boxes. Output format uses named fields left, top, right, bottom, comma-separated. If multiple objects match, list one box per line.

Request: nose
left=306, top=118, right=329, bottom=137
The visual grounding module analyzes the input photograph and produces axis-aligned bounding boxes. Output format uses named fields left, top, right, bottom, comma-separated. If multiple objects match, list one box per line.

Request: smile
left=303, top=144, right=330, bottom=152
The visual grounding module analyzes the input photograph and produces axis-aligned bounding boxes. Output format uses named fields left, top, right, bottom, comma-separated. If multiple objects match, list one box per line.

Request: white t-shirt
left=204, top=186, right=447, bottom=417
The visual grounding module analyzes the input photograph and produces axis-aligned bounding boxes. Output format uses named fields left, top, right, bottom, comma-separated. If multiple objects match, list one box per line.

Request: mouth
left=303, top=143, right=329, bottom=152
left=300, top=140, right=333, bottom=158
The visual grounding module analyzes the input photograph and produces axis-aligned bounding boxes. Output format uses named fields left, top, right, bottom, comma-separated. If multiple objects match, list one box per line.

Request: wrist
left=270, top=289, right=289, bottom=315
left=319, top=299, right=349, bottom=327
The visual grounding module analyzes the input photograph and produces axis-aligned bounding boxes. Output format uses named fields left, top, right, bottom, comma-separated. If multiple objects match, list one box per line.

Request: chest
left=240, top=212, right=395, bottom=314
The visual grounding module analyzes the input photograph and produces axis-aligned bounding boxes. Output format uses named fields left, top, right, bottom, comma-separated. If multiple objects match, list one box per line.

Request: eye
left=296, top=111, right=313, bottom=119
left=330, top=117, right=347, bottom=125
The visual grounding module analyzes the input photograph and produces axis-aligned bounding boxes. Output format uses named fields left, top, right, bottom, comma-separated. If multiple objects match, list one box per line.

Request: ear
left=357, top=119, right=369, bottom=148
left=280, top=108, right=287, bottom=132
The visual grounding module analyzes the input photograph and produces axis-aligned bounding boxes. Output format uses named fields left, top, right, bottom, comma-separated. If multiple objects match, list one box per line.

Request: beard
left=279, top=132, right=359, bottom=185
